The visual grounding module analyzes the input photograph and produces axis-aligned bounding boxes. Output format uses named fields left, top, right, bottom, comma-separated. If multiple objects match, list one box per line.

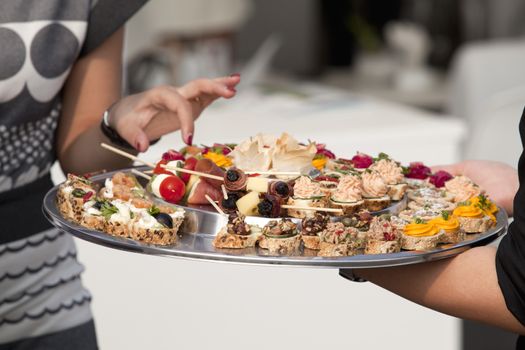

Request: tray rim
left=42, top=168, right=508, bottom=269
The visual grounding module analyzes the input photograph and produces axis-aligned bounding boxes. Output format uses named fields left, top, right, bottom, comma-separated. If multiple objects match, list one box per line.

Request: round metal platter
left=42, top=169, right=508, bottom=269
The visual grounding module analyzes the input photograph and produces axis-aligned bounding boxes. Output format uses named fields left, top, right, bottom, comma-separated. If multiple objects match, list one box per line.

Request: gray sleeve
left=80, top=0, right=148, bottom=56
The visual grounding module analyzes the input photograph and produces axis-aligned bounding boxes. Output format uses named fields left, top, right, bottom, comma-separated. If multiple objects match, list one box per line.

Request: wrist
left=100, top=104, right=161, bottom=150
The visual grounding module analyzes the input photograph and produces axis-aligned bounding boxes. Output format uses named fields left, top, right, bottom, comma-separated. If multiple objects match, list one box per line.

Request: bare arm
left=57, top=28, right=240, bottom=175
left=358, top=246, right=525, bottom=334
left=350, top=160, right=523, bottom=333
left=57, top=27, right=127, bottom=174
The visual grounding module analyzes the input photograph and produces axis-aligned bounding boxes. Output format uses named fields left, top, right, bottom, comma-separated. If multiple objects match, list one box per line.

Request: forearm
left=356, top=246, right=525, bottom=334
left=59, top=123, right=135, bottom=175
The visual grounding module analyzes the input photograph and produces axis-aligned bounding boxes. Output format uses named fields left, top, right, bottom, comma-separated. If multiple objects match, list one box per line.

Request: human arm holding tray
left=349, top=151, right=525, bottom=335
left=55, top=28, right=240, bottom=175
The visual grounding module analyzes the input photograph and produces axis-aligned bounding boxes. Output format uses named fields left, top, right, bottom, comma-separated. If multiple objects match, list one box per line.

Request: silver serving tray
left=42, top=168, right=508, bottom=269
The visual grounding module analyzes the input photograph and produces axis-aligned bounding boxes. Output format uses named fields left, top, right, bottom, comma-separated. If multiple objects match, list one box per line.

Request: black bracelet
left=100, top=108, right=160, bottom=150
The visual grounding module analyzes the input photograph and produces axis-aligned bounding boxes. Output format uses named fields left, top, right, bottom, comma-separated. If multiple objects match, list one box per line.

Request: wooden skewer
left=281, top=205, right=343, bottom=214
left=245, top=171, right=301, bottom=176
left=205, top=195, right=226, bottom=216
left=144, top=170, right=154, bottom=174
left=161, top=164, right=223, bottom=181
left=221, top=184, right=228, bottom=199
left=100, top=143, right=156, bottom=168
left=131, top=169, right=152, bottom=181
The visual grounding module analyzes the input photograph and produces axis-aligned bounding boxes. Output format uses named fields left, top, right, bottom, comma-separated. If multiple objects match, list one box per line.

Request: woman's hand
left=432, top=160, right=518, bottom=215
left=108, top=75, right=240, bottom=152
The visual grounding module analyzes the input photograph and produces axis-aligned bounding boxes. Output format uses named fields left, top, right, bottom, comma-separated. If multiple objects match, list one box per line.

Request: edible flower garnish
left=403, top=162, right=431, bottom=179
left=311, top=143, right=336, bottom=170
left=351, top=152, right=374, bottom=169
left=203, top=151, right=233, bottom=168
left=429, top=170, right=453, bottom=188
left=162, top=149, right=185, bottom=161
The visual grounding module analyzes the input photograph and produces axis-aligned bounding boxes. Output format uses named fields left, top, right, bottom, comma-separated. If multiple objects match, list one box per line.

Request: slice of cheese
left=246, top=177, right=269, bottom=193
left=236, top=191, right=261, bottom=216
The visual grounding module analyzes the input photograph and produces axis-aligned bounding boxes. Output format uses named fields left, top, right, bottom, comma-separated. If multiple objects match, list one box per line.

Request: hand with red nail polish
left=107, top=75, right=240, bottom=152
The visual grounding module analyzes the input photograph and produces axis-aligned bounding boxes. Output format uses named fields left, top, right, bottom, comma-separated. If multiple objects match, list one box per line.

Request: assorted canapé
left=57, top=133, right=500, bottom=254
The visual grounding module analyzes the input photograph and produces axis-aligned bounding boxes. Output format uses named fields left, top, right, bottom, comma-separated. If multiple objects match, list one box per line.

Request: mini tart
left=329, top=197, right=364, bottom=216
left=453, top=205, right=496, bottom=233
left=57, top=176, right=97, bottom=223
left=401, top=222, right=444, bottom=250
left=258, top=233, right=301, bottom=255
left=128, top=212, right=184, bottom=246
left=318, top=180, right=338, bottom=197
left=407, top=187, right=455, bottom=204
left=408, top=200, right=456, bottom=212
left=318, top=242, right=357, bottom=257
left=317, top=224, right=362, bottom=257
left=428, top=216, right=465, bottom=244
left=405, top=178, right=430, bottom=189
left=363, top=195, right=391, bottom=212
left=213, top=225, right=262, bottom=249
left=399, top=208, right=441, bottom=222
left=80, top=200, right=105, bottom=231
left=364, top=240, right=401, bottom=254
left=387, top=183, right=408, bottom=201
left=301, top=235, right=321, bottom=250
left=286, top=196, right=326, bottom=219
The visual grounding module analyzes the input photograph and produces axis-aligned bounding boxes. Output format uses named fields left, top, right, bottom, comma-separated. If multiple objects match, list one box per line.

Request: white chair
left=464, top=85, right=524, bottom=166
left=448, top=39, right=525, bottom=163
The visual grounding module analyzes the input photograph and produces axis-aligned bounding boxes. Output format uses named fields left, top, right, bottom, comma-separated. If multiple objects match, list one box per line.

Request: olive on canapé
left=153, top=212, right=174, bottom=229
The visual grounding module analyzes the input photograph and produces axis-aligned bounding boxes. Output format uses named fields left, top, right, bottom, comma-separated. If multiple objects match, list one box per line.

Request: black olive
left=153, top=212, right=173, bottom=228
left=274, top=181, right=290, bottom=196
left=226, top=170, right=240, bottom=182
left=221, top=197, right=238, bottom=210
left=257, top=200, right=274, bottom=217
left=93, top=201, right=104, bottom=210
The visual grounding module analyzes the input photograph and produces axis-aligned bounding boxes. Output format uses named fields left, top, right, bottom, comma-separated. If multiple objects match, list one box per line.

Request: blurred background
left=71, top=0, right=525, bottom=349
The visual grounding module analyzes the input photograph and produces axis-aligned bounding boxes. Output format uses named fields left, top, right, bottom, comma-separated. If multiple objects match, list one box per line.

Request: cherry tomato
left=179, top=157, right=198, bottom=184
left=159, top=176, right=186, bottom=203
left=153, top=160, right=173, bottom=175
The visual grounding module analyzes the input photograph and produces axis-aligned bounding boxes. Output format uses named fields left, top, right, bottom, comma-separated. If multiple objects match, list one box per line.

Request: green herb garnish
left=147, top=205, right=160, bottom=216
left=458, top=200, right=471, bottom=207
left=72, top=188, right=87, bottom=198
left=401, top=166, right=410, bottom=175
left=374, top=152, right=390, bottom=161
left=100, top=201, right=119, bottom=220
left=441, top=211, right=450, bottom=220
left=476, top=194, right=490, bottom=210
left=414, top=217, right=425, bottom=224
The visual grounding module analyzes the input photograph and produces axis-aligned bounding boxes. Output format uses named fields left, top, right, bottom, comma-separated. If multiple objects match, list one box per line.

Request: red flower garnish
left=162, top=149, right=185, bottom=161
left=335, top=229, right=344, bottom=235
left=351, top=153, right=373, bottom=169
left=429, top=170, right=453, bottom=188
left=383, top=231, right=396, bottom=241
left=82, top=191, right=94, bottom=203
left=405, top=162, right=431, bottom=179
left=315, top=143, right=336, bottom=159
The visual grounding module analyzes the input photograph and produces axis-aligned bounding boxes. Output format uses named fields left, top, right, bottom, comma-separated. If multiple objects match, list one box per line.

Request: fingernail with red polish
left=230, top=73, right=241, bottom=78
left=185, top=133, right=193, bottom=146
left=135, top=141, right=142, bottom=152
